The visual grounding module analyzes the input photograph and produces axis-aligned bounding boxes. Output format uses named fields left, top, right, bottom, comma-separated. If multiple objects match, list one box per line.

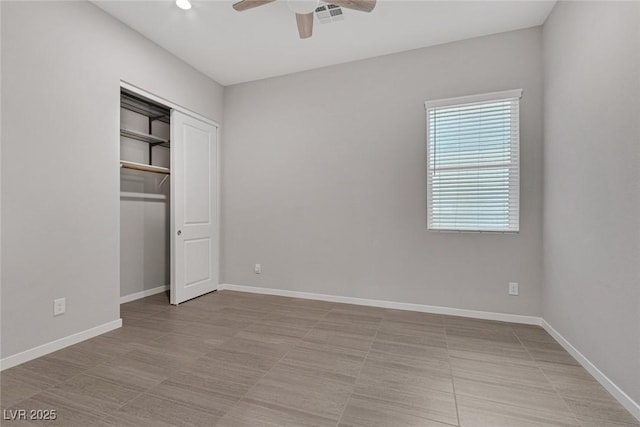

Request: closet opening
left=119, top=83, right=220, bottom=306
left=119, top=88, right=172, bottom=305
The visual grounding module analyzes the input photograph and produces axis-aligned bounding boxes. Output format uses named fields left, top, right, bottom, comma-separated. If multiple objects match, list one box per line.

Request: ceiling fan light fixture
left=176, top=0, right=192, bottom=10
left=287, top=0, right=319, bottom=15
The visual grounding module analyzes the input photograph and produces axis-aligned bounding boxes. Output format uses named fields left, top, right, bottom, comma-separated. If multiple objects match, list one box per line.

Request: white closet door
left=170, top=110, right=219, bottom=305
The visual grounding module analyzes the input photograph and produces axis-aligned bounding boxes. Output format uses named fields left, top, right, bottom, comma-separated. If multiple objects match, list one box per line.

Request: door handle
left=177, top=230, right=182, bottom=236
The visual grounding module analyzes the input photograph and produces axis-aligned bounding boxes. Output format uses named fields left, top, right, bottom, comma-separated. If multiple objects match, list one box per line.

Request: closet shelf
left=120, top=192, right=167, bottom=200
left=120, top=160, right=170, bottom=175
left=120, top=128, right=170, bottom=147
left=121, top=91, right=170, bottom=124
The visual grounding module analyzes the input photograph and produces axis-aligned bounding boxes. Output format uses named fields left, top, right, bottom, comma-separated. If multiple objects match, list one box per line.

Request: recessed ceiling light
left=176, top=0, right=191, bottom=10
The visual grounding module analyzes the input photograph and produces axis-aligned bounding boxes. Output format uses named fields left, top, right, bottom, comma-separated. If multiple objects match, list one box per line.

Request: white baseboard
left=541, top=320, right=640, bottom=422
left=219, top=283, right=542, bottom=325
left=120, top=285, right=169, bottom=304
left=0, top=319, right=122, bottom=371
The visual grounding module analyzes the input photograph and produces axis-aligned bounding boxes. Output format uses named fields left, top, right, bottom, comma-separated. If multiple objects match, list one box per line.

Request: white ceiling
left=94, top=0, right=556, bottom=86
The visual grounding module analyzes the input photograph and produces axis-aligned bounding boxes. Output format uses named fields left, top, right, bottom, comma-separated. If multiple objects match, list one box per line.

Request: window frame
left=425, top=89, right=523, bottom=233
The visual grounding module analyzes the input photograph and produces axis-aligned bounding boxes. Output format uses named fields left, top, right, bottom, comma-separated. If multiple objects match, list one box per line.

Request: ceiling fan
left=232, top=0, right=377, bottom=39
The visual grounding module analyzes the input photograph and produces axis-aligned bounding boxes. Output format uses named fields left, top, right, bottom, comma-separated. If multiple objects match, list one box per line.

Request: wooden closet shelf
left=120, top=160, right=170, bottom=175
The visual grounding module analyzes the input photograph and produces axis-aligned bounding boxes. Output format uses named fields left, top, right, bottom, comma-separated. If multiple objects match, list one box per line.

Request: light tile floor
left=1, top=290, right=638, bottom=426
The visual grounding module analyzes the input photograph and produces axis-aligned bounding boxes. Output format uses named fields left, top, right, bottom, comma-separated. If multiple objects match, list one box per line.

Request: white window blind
left=425, top=89, right=522, bottom=232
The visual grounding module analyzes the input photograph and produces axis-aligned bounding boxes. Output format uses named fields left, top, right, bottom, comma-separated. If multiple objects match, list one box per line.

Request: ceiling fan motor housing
left=287, top=0, right=320, bottom=14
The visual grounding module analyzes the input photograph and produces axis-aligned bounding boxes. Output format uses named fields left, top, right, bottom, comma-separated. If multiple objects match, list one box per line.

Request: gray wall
left=1, top=1, right=223, bottom=358
left=542, top=1, right=640, bottom=404
left=222, top=27, right=544, bottom=316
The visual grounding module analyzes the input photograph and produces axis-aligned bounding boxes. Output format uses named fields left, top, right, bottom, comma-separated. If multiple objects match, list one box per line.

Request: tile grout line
left=220, top=304, right=337, bottom=422
left=99, top=298, right=278, bottom=422
left=50, top=329, right=184, bottom=425
left=3, top=295, right=310, bottom=425
left=446, top=321, right=587, bottom=423
left=511, top=325, right=585, bottom=427
left=142, top=299, right=325, bottom=413
left=121, top=301, right=172, bottom=325
left=334, top=313, right=384, bottom=427
left=95, top=299, right=295, bottom=423
left=69, top=297, right=242, bottom=422
left=442, top=316, right=462, bottom=427
left=107, top=341, right=213, bottom=416
left=110, top=384, right=228, bottom=424
left=7, top=361, right=147, bottom=425
left=5, top=305, right=175, bottom=421
left=7, top=342, right=147, bottom=415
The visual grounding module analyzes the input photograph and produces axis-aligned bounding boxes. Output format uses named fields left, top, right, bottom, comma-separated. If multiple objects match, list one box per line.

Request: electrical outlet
left=53, top=298, right=66, bottom=316
left=254, top=264, right=261, bottom=274
left=508, top=282, right=519, bottom=296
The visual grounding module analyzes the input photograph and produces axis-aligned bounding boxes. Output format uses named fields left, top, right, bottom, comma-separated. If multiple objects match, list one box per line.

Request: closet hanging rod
left=120, top=192, right=167, bottom=200
left=120, top=160, right=170, bottom=175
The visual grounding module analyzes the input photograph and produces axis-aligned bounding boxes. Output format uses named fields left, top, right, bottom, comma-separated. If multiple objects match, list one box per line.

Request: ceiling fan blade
left=296, top=13, right=313, bottom=39
left=232, top=0, right=277, bottom=12
left=328, top=0, right=376, bottom=12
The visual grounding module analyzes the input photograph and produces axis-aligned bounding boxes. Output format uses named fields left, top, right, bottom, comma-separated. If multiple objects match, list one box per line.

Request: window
left=426, top=89, right=522, bottom=232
